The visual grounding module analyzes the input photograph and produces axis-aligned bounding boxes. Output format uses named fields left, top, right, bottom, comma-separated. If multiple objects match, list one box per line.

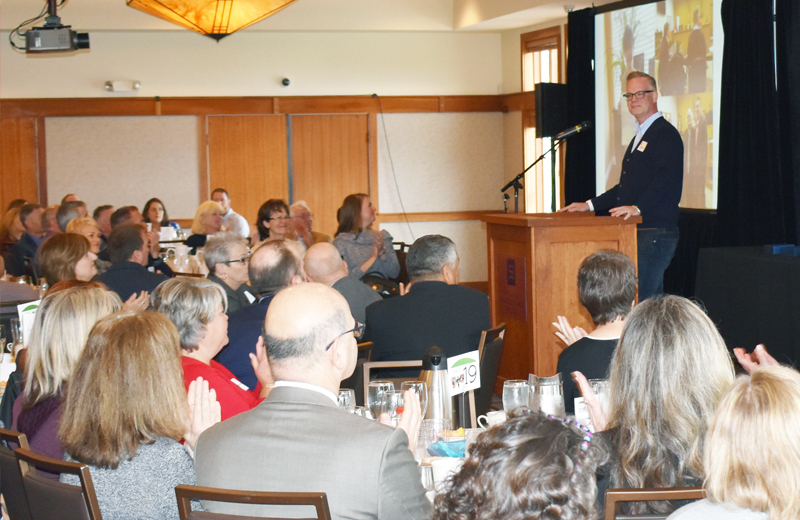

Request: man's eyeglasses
left=325, top=322, right=365, bottom=351
left=221, top=256, right=249, bottom=265
left=622, top=90, right=654, bottom=100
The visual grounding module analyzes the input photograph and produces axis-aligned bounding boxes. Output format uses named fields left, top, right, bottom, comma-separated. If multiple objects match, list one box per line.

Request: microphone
left=553, top=120, right=592, bottom=140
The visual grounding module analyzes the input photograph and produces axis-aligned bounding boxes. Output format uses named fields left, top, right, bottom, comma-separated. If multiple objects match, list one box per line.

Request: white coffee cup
left=476, top=410, right=507, bottom=429
left=431, top=457, right=464, bottom=492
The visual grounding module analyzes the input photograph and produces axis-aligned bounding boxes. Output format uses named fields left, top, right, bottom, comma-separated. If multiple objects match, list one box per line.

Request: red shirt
left=181, top=357, right=263, bottom=421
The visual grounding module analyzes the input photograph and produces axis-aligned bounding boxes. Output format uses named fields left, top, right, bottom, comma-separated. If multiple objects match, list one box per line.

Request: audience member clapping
left=435, top=411, right=607, bottom=520
left=39, top=233, right=97, bottom=283
left=333, top=193, right=399, bottom=279
left=289, top=200, right=332, bottom=247
left=152, top=277, right=273, bottom=421
left=575, top=295, right=735, bottom=516
left=142, top=197, right=180, bottom=234
left=186, top=201, right=225, bottom=253
left=58, top=311, right=218, bottom=519
left=556, top=250, right=636, bottom=413
left=11, top=284, right=121, bottom=470
left=204, top=232, right=255, bottom=314
left=668, top=365, right=800, bottom=520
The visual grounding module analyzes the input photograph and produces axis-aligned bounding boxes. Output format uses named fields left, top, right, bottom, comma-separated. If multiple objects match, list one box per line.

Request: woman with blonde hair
left=39, top=233, right=98, bottom=283
left=185, top=200, right=225, bottom=253
left=152, top=277, right=272, bottom=421
left=669, top=366, right=800, bottom=520
left=333, top=193, right=399, bottom=279
left=65, top=217, right=102, bottom=254
left=59, top=311, right=217, bottom=519
left=11, top=284, right=121, bottom=468
left=576, top=295, right=735, bottom=516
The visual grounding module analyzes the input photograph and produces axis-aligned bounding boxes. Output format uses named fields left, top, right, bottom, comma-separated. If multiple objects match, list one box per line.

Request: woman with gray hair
left=576, top=295, right=735, bottom=516
left=152, top=277, right=273, bottom=421
left=204, top=232, right=255, bottom=314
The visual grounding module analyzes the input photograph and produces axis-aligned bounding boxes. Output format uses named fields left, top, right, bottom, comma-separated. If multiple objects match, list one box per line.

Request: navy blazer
left=6, top=233, right=41, bottom=277
left=214, top=295, right=274, bottom=390
left=94, top=261, right=168, bottom=301
left=364, top=281, right=491, bottom=378
left=592, top=116, right=684, bottom=230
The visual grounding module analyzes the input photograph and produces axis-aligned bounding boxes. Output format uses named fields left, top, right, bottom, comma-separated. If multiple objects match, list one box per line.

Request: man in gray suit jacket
left=195, top=282, right=431, bottom=520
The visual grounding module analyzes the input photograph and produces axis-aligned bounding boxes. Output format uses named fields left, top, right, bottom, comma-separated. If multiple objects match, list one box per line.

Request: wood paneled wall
left=0, top=93, right=535, bottom=220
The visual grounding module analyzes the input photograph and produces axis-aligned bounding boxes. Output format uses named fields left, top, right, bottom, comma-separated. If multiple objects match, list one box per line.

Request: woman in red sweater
left=152, top=277, right=272, bottom=421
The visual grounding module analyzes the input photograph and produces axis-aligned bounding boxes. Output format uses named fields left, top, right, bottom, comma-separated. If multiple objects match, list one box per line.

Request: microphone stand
left=501, top=141, right=561, bottom=214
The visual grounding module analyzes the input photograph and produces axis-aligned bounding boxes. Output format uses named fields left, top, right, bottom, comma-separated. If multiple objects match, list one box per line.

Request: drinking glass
left=337, top=388, right=356, bottom=412
left=502, top=380, right=530, bottom=413
left=0, top=325, right=5, bottom=353
left=529, top=373, right=566, bottom=417
left=382, top=389, right=404, bottom=426
left=589, top=379, right=610, bottom=415
left=367, top=381, right=393, bottom=420
left=400, top=381, right=428, bottom=417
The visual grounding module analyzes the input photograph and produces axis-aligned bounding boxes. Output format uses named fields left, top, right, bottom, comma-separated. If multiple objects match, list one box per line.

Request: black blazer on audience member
left=94, top=261, right=168, bottom=301
left=364, top=280, right=491, bottom=378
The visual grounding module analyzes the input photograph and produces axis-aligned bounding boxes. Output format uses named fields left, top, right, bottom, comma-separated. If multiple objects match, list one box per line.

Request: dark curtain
left=564, top=7, right=596, bottom=205
left=716, top=0, right=795, bottom=246
left=776, top=0, right=800, bottom=245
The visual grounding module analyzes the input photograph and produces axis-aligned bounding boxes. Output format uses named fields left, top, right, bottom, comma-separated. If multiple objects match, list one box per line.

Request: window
left=521, top=27, right=564, bottom=213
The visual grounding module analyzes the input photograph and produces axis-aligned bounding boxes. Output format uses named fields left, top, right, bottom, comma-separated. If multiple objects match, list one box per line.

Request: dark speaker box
left=535, top=83, right=570, bottom=138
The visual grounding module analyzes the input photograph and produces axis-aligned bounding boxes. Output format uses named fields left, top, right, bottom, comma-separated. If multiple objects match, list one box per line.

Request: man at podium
left=560, top=71, right=683, bottom=301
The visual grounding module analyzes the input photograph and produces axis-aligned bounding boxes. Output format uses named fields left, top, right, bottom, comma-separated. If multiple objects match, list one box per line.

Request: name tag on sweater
left=637, top=141, right=648, bottom=152
left=231, top=378, right=250, bottom=391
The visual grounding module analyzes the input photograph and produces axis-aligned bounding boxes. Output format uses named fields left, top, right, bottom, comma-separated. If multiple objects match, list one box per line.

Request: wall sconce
left=126, top=0, right=299, bottom=41
left=104, top=80, right=141, bottom=92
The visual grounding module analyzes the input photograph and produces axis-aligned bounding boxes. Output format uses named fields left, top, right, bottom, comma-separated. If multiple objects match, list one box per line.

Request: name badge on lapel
left=637, top=141, right=648, bottom=152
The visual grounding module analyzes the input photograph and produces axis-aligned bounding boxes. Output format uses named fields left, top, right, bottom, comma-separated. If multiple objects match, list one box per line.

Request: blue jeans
left=637, top=228, right=679, bottom=301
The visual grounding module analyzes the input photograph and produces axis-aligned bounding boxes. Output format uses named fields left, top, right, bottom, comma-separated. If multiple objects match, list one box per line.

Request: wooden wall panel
left=207, top=115, right=289, bottom=228
left=0, top=118, right=39, bottom=209
left=291, top=115, right=370, bottom=238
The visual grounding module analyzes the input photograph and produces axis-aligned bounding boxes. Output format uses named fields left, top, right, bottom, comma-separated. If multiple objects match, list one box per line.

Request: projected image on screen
left=595, top=0, right=719, bottom=209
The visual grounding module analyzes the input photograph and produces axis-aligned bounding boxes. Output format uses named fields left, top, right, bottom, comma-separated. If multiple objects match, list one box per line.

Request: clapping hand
left=573, top=371, right=608, bottom=432
left=250, top=336, right=275, bottom=398
left=378, top=390, right=422, bottom=454
left=552, top=316, right=588, bottom=347
left=733, top=344, right=779, bottom=374
left=122, top=291, right=150, bottom=312
left=184, top=377, right=221, bottom=450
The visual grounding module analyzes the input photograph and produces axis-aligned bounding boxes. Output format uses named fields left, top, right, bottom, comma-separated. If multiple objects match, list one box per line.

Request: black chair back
left=473, top=323, right=506, bottom=417
left=15, top=447, right=103, bottom=520
left=0, top=427, right=32, bottom=520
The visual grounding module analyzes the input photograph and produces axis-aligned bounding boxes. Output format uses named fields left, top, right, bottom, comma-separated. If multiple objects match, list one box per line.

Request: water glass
left=382, top=390, right=404, bottom=426
left=418, top=418, right=452, bottom=460
left=337, top=388, right=356, bottom=412
left=352, top=406, right=370, bottom=419
left=529, top=373, right=566, bottom=417
left=400, top=381, right=428, bottom=417
left=589, top=379, right=610, bottom=415
left=502, top=380, right=530, bottom=412
left=367, top=381, right=393, bottom=420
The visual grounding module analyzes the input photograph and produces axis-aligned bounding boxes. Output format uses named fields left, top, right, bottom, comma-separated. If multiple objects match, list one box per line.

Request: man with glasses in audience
left=289, top=200, right=332, bottom=247
left=215, top=240, right=306, bottom=390
left=195, top=282, right=430, bottom=520
left=561, top=71, right=683, bottom=301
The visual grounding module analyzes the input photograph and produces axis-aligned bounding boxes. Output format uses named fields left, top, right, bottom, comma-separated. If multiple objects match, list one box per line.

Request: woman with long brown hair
left=333, top=193, right=399, bottom=279
left=59, top=310, right=218, bottom=519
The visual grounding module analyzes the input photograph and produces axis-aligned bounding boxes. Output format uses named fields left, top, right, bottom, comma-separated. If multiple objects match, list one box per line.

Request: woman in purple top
left=12, top=283, right=120, bottom=474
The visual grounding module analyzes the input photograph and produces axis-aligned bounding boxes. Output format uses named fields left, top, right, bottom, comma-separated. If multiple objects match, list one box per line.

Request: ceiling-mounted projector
left=13, top=0, right=89, bottom=54
left=26, top=25, right=89, bottom=53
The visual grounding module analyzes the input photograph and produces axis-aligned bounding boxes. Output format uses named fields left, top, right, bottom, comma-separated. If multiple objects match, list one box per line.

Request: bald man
left=196, top=283, right=431, bottom=520
left=305, top=242, right=381, bottom=323
left=215, top=240, right=306, bottom=389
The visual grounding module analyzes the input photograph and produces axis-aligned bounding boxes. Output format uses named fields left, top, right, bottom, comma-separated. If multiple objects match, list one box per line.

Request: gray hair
left=204, top=232, right=248, bottom=275
left=406, top=235, right=458, bottom=281
left=151, top=277, right=227, bottom=352
left=289, top=200, right=311, bottom=215
left=250, top=240, right=304, bottom=296
left=57, top=201, right=87, bottom=232
left=266, top=306, right=347, bottom=364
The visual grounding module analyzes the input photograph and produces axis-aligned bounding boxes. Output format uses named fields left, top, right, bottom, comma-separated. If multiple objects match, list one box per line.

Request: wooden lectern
left=481, top=212, right=640, bottom=392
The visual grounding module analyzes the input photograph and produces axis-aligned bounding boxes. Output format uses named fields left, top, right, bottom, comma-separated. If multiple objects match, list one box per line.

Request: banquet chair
left=175, top=484, right=332, bottom=520
left=605, top=486, right=705, bottom=520
left=468, top=322, right=506, bottom=427
left=15, top=447, right=103, bottom=520
left=362, top=360, right=423, bottom=405
left=0, top=427, right=32, bottom=520
left=390, top=242, right=410, bottom=286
